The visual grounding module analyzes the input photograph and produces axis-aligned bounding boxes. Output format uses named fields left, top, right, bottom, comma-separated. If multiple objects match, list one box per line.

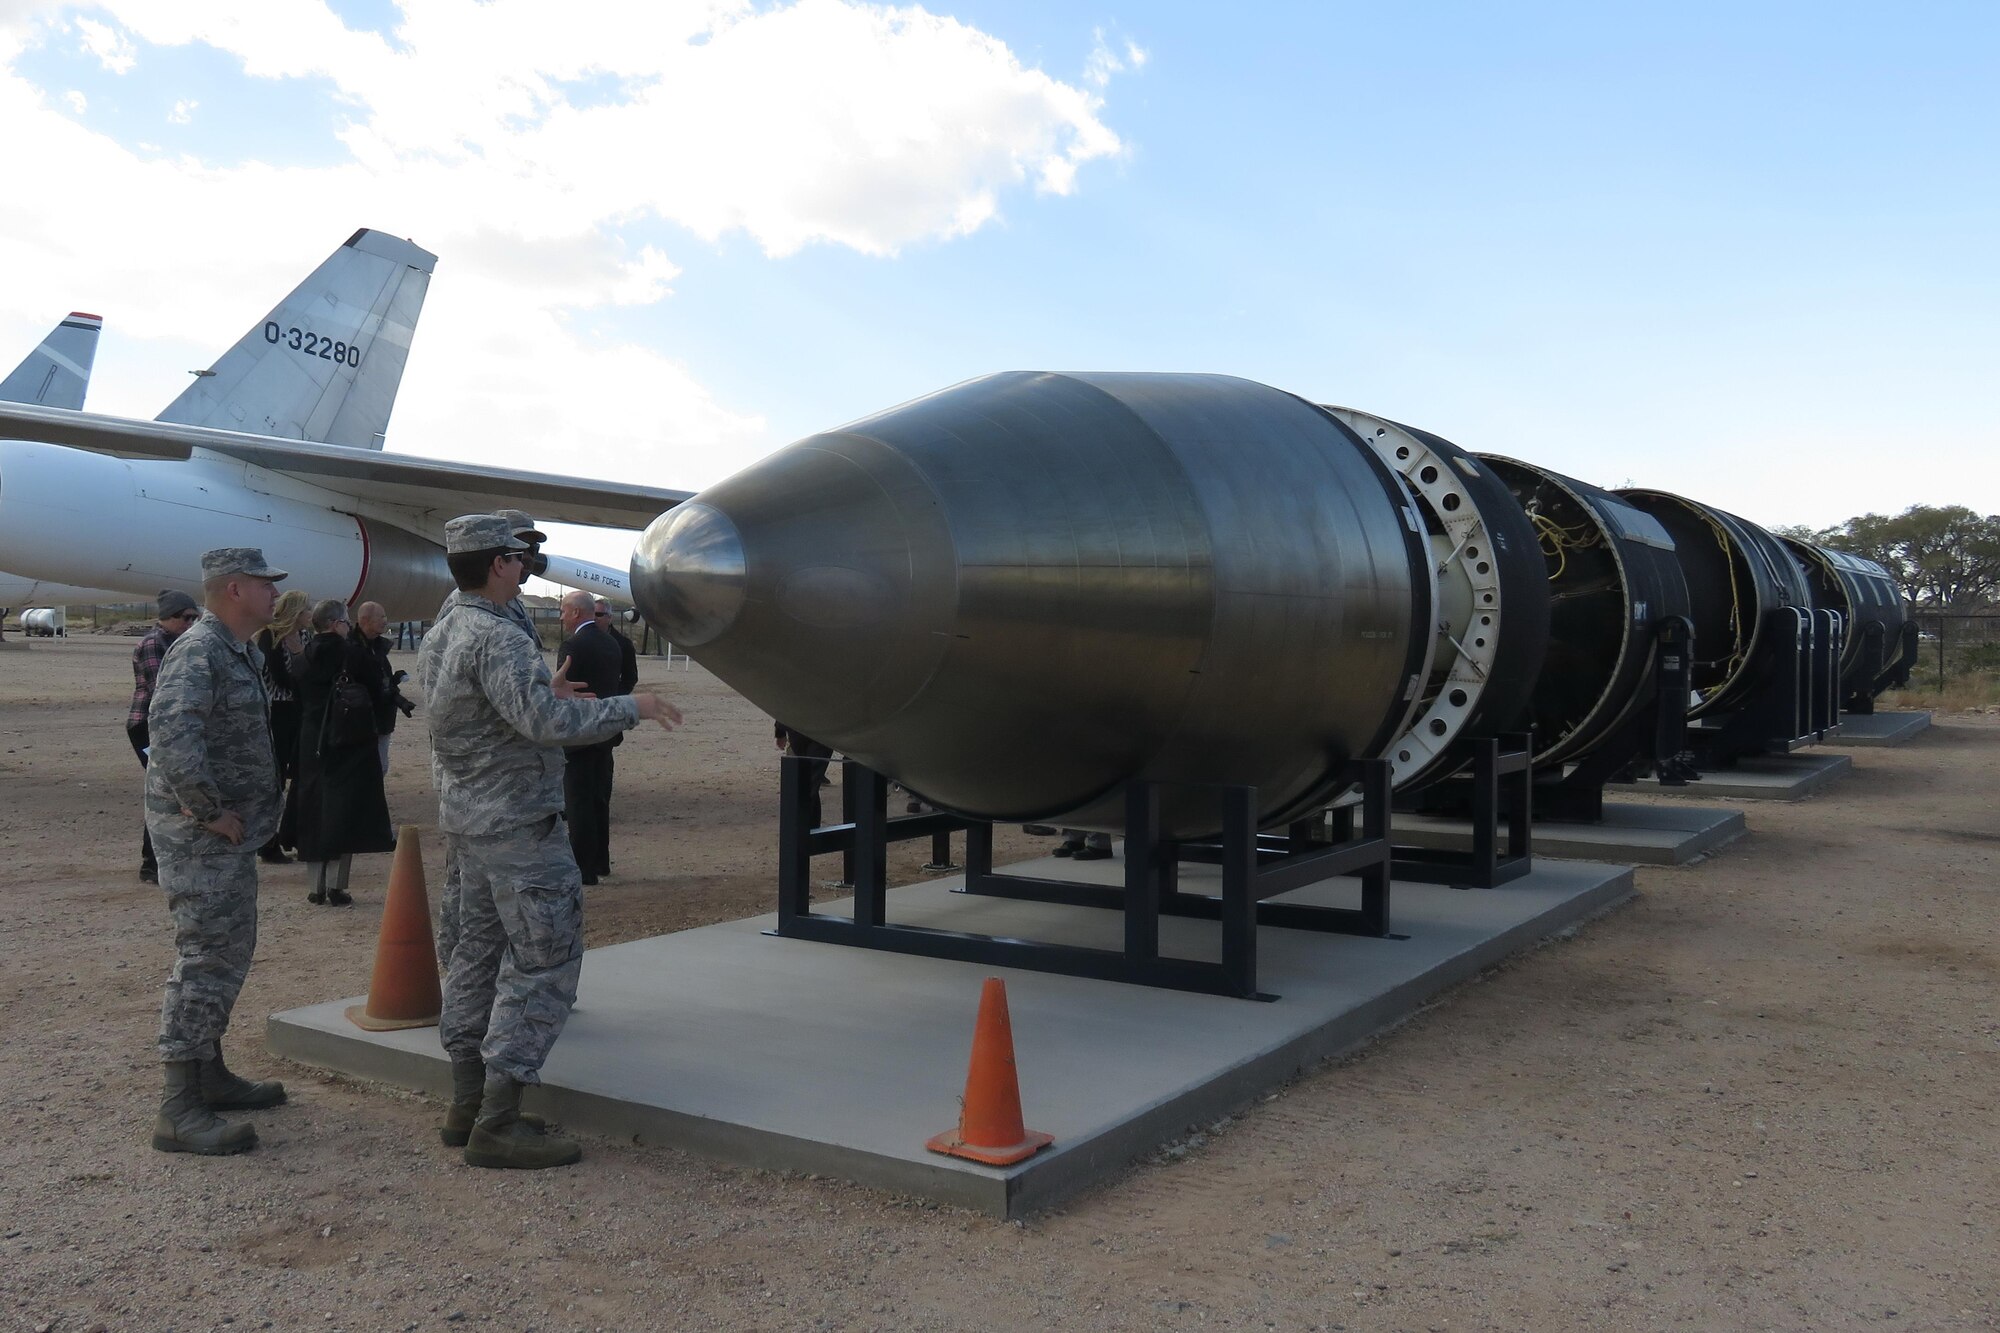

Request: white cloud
left=70, top=0, right=1130, bottom=256
left=60, top=85, right=80, bottom=111
left=0, top=0, right=67, bottom=31
left=167, top=95, right=195, bottom=123
left=1084, top=29, right=1146, bottom=90
left=74, top=15, right=133, bottom=72
left=0, top=1, right=1138, bottom=565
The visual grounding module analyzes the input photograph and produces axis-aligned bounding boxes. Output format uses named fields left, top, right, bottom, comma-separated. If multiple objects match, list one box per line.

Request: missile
left=1614, top=489, right=1817, bottom=717
left=632, top=371, right=1438, bottom=837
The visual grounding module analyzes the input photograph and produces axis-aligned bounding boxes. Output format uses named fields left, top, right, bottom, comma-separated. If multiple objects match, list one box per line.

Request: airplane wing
left=0, top=400, right=691, bottom=530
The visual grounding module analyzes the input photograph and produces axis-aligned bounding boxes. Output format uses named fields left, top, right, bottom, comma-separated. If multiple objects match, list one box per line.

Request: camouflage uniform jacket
left=418, top=594, right=639, bottom=837
left=144, top=612, right=279, bottom=854
left=437, top=587, right=539, bottom=644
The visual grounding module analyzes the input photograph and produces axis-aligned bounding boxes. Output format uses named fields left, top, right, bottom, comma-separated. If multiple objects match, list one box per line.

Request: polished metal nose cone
left=631, top=371, right=1428, bottom=837
left=629, top=427, right=960, bottom=757
left=629, top=502, right=746, bottom=646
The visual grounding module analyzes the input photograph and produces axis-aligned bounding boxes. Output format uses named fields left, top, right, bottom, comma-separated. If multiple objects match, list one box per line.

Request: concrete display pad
left=1608, top=751, right=1852, bottom=801
left=1396, top=801, right=1746, bottom=867
left=270, top=854, right=1634, bottom=1219
left=1828, top=710, right=1933, bottom=747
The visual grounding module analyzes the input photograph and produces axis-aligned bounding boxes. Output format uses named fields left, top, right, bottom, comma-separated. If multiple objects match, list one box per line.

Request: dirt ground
left=1, top=634, right=1995, bottom=1333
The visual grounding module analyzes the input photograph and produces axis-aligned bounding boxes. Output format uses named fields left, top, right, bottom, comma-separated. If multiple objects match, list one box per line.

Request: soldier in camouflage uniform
left=433, top=508, right=544, bottom=642
left=433, top=509, right=545, bottom=970
left=146, top=548, right=293, bottom=1156
left=418, top=514, right=683, bottom=1169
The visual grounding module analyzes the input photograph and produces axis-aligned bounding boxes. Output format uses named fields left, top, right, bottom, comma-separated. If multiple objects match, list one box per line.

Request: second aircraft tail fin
left=0, top=313, right=101, bottom=410
left=156, top=229, right=436, bottom=450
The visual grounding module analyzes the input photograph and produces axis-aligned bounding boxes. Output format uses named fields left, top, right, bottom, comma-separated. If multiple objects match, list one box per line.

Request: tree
left=1804, top=505, right=2000, bottom=609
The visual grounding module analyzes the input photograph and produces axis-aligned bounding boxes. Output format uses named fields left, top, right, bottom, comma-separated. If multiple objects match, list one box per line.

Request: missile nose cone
left=632, top=371, right=1428, bottom=838
left=630, top=501, right=746, bottom=646
left=629, top=431, right=957, bottom=755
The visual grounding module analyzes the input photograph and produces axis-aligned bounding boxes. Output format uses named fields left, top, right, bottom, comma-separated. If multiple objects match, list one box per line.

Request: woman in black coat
left=294, top=598, right=395, bottom=904
left=257, top=589, right=310, bottom=863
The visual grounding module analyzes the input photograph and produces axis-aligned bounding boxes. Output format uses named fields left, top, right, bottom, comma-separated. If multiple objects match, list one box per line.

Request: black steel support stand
left=776, top=757, right=972, bottom=930
left=768, top=756, right=1398, bottom=1001
left=1885, top=620, right=1921, bottom=694
left=837, top=757, right=860, bottom=888
left=921, top=828, right=960, bottom=872
left=1845, top=623, right=1885, bottom=715
left=1652, top=616, right=1697, bottom=779
left=1688, top=608, right=1838, bottom=767
left=1389, top=735, right=1534, bottom=888
left=1808, top=609, right=1842, bottom=739
left=1532, top=615, right=1697, bottom=822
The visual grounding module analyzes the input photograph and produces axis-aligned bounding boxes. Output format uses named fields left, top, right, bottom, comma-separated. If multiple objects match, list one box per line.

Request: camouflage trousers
left=156, top=848, right=260, bottom=1062
left=435, top=843, right=462, bottom=964
left=437, top=815, right=584, bottom=1083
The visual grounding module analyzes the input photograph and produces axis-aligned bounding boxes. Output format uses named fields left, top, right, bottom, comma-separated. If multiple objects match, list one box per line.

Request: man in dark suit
left=556, top=591, right=624, bottom=885
left=594, top=600, right=639, bottom=696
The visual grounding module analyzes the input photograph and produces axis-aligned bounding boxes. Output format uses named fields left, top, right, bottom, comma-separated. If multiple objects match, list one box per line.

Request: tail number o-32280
left=264, top=321, right=363, bottom=367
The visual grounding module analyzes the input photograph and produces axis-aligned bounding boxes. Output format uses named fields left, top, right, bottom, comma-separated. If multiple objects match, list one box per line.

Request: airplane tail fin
left=0, top=313, right=101, bottom=410
left=156, top=229, right=436, bottom=450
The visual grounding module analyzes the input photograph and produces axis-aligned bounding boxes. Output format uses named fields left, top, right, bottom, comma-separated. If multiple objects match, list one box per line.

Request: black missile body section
left=1618, top=490, right=1838, bottom=763
left=1781, top=538, right=1918, bottom=712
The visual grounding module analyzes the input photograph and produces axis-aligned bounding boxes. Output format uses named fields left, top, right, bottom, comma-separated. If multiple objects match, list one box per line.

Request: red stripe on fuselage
left=350, top=517, right=372, bottom=608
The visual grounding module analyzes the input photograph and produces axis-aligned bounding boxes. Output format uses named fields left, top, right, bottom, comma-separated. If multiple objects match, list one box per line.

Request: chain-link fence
left=1907, top=612, right=2000, bottom=692
left=43, top=602, right=153, bottom=634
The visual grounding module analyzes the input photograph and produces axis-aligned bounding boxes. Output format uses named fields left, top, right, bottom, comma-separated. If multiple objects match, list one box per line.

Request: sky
left=1, top=0, right=1995, bottom=580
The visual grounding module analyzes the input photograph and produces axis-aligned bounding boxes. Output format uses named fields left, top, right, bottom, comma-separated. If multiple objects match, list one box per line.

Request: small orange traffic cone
left=345, top=826, right=443, bottom=1031
left=926, top=977, right=1054, bottom=1165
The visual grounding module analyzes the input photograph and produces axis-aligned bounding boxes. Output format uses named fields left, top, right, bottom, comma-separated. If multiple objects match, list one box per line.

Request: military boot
left=153, top=1060, right=257, bottom=1156
left=439, top=1059, right=548, bottom=1147
left=199, top=1047, right=287, bottom=1110
left=462, top=1073, right=580, bottom=1170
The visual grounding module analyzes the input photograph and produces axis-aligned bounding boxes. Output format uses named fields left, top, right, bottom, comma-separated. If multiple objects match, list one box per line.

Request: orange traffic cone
left=344, top=826, right=444, bottom=1031
left=926, top=977, right=1054, bottom=1165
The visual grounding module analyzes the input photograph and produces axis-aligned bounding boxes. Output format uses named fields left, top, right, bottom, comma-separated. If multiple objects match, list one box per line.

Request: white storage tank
left=21, top=607, right=66, bottom=637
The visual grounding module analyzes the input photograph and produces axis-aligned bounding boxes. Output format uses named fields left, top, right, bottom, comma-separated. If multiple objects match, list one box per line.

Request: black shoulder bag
left=324, top=669, right=377, bottom=749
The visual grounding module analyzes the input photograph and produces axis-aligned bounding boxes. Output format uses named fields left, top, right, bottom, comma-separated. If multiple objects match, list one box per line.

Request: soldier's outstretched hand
left=634, top=693, right=684, bottom=731
left=551, top=659, right=596, bottom=700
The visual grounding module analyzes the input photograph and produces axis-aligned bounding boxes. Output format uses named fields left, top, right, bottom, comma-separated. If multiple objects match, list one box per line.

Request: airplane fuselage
left=0, top=438, right=449, bottom=620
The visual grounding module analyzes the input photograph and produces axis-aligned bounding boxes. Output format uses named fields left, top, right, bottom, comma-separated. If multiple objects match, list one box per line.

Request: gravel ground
left=1, top=635, right=1995, bottom=1333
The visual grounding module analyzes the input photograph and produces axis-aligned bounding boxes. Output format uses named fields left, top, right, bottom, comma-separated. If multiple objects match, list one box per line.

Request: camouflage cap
left=495, top=508, right=547, bottom=544
left=445, top=513, right=532, bottom=555
left=200, top=547, right=287, bottom=581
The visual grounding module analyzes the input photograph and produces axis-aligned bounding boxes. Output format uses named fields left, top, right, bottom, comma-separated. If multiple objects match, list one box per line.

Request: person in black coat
left=557, top=591, right=626, bottom=884
left=294, top=598, right=396, bottom=904
left=354, top=601, right=415, bottom=774
left=257, top=589, right=311, bottom=863
left=594, top=600, right=639, bottom=695
left=773, top=721, right=835, bottom=829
